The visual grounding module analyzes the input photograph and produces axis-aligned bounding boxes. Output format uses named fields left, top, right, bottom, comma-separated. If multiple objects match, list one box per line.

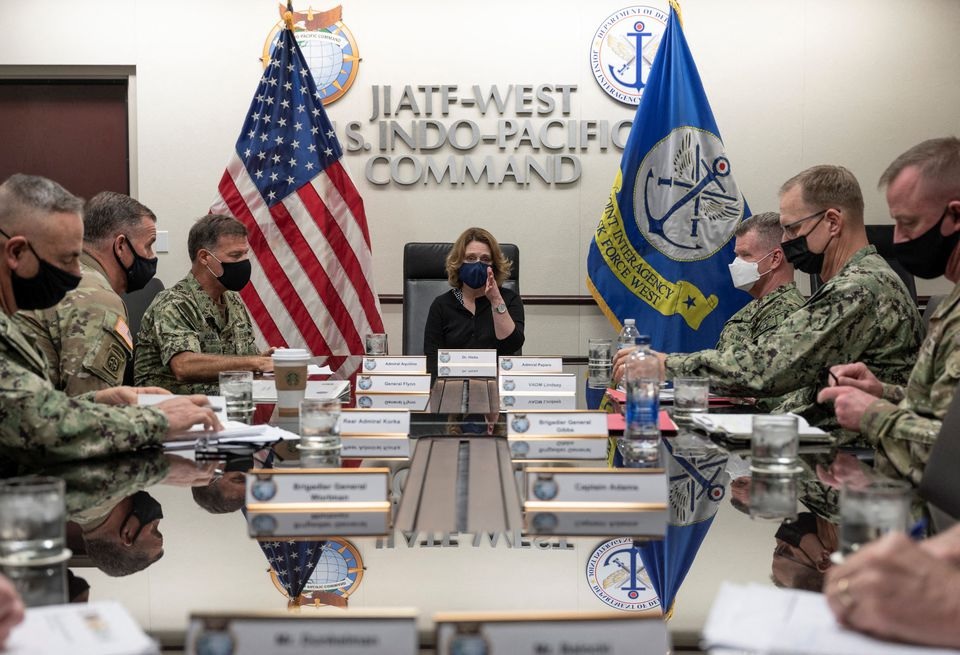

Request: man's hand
left=828, top=362, right=883, bottom=396
left=613, top=348, right=666, bottom=385
left=816, top=386, right=878, bottom=431
left=0, top=574, right=24, bottom=648
left=825, top=533, right=960, bottom=648
left=94, top=386, right=172, bottom=406
left=254, top=356, right=274, bottom=374
left=157, top=395, right=222, bottom=436
left=815, top=452, right=872, bottom=490
left=163, top=454, right=220, bottom=486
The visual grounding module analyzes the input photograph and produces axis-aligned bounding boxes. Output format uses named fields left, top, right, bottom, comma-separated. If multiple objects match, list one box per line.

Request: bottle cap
left=624, top=318, right=636, bottom=326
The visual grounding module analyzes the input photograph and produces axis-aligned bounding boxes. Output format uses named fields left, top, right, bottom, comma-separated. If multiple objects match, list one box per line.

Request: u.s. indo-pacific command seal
left=586, top=537, right=661, bottom=611
left=590, top=5, right=669, bottom=106
left=635, top=126, right=743, bottom=262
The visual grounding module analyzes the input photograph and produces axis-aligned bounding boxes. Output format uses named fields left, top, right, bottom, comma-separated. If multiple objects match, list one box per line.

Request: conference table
left=11, top=358, right=850, bottom=653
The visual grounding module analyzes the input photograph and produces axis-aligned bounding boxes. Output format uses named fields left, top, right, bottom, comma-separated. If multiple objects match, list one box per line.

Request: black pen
left=827, top=369, right=839, bottom=386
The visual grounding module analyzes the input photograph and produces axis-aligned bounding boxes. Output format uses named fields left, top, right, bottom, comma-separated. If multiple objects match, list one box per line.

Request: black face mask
left=893, top=207, right=959, bottom=279
left=114, top=235, right=158, bottom=292
left=208, top=253, right=252, bottom=292
left=123, top=491, right=163, bottom=541
left=0, top=228, right=81, bottom=310
left=782, top=215, right=832, bottom=276
left=774, top=512, right=818, bottom=547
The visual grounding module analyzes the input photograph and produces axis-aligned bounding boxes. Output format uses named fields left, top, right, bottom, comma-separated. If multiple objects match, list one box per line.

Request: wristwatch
left=494, top=302, right=507, bottom=314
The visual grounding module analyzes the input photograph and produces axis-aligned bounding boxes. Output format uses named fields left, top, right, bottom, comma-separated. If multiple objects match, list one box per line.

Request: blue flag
left=587, top=6, right=749, bottom=353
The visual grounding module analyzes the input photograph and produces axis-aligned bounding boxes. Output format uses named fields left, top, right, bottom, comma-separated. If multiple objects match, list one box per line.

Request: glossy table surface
left=6, top=360, right=860, bottom=651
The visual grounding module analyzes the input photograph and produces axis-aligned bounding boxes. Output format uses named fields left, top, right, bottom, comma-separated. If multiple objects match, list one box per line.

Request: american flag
left=211, top=27, right=383, bottom=373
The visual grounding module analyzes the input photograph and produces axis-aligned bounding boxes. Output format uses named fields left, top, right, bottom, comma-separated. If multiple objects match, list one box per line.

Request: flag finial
left=668, top=0, right=684, bottom=27
left=283, top=0, right=295, bottom=30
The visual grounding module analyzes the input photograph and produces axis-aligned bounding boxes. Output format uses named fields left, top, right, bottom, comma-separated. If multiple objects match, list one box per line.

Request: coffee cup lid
left=271, top=348, right=311, bottom=361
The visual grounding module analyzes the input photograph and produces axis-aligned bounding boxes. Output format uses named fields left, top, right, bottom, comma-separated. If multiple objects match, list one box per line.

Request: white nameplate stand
left=356, top=393, right=429, bottom=411
left=187, top=610, right=418, bottom=655
left=505, top=410, right=609, bottom=461
left=246, top=468, right=390, bottom=510
left=523, top=467, right=667, bottom=509
left=499, top=373, right=577, bottom=394
left=339, top=409, right=411, bottom=459
left=524, top=507, right=667, bottom=537
left=247, top=508, right=391, bottom=538
left=437, top=349, right=497, bottom=377
left=361, top=356, right=427, bottom=374
left=500, top=394, right=577, bottom=410
left=435, top=611, right=668, bottom=654
left=356, top=374, right=431, bottom=394
left=498, top=356, right=564, bottom=374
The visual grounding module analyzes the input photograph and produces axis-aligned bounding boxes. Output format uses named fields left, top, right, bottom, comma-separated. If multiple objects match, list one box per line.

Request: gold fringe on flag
left=668, top=0, right=684, bottom=27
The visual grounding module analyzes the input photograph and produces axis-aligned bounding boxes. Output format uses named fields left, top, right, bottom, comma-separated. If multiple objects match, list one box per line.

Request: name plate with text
left=498, top=356, right=563, bottom=374
left=356, top=374, right=431, bottom=394
left=247, top=509, right=391, bottom=538
left=499, top=373, right=576, bottom=394
left=524, top=508, right=668, bottom=537
left=187, top=612, right=418, bottom=655
left=438, top=350, right=497, bottom=377
left=339, top=409, right=410, bottom=435
left=246, top=469, right=389, bottom=510
left=509, top=436, right=609, bottom=460
left=357, top=393, right=430, bottom=411
left=341, top=436, right=411, bottom=458
left=523, top=467, right=667, bottom=507
left=506, top=411, right=607, bottom=437
left=437, top=363, right=497, bottom=378
left=362, top=356, right=427, bottom=374
left=435, top=612, right=667, bottom=655
left=501, top=394, right=576, bottom=410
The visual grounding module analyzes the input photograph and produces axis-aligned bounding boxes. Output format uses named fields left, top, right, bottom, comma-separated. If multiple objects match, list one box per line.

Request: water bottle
left=617, top=318, right=641, bottom=352
left=621, top=335, right=661, bottom=467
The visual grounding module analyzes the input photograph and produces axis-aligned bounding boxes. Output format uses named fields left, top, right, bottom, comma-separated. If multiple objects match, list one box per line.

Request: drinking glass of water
left=219, top=370, right=254, bottom=424
left=299, top=399, right=342, bottom=467
left=587, top=337, right=613, bottom=389
left=750, top=415, right=800, bottom=473
left=840, top=479, right=910, bottom=556
left=749, top=470, right=799, bottom=521
left=0, top=477, right=66, bottom=564
left=364, top=333, right=388, bottom=356
left=673, top=377, right=709, bottom=423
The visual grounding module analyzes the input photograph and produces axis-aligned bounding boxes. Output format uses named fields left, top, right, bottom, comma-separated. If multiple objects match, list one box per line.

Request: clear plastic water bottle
left=621, top=335, right=661, bottom=467
left=617, top=318, right=641, bottom=352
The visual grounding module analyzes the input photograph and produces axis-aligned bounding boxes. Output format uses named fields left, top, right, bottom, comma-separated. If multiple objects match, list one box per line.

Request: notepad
left=6, top=601, right=159, bottom=654
left=690, top=413, right=831, bottom=443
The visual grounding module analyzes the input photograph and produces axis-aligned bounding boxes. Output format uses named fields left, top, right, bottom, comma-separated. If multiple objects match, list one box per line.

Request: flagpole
left=283, top=0, right=295, bottom=31
left=668, top=0, right=684, bottom=27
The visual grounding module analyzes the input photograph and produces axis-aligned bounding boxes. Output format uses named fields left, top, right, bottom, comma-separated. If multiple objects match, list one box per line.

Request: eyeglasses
left=463, top=255, right=493, bottom=264
left=781, top=209, right=828, bottom=239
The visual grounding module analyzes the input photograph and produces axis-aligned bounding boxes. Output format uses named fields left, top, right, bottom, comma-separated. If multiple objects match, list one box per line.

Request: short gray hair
left=878, top=137, right=960, bottom=200
left=187, top=214, right=248, bottom=261
left=779, top=165, right=865, bottom=220
left=83, top=191, right=156, bottom=244
left=735, top=212, right=783, bottom=250
left=0, top=174, right=84, bottom=228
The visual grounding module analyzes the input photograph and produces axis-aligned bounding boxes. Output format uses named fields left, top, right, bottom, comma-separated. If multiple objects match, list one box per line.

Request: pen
left=827, top=368, right=839, bottom=385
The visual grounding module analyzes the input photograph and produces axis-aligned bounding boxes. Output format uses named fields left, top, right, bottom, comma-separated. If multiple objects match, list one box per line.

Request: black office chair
left=122, top=277, right=165, bottom=384
left=808, top=224, right=917, bottom=302
left=402, top=242, right=520, bottom=356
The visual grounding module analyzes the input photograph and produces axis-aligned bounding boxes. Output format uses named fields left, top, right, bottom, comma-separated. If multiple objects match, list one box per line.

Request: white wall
left=2, top=0, right=959, bottom=356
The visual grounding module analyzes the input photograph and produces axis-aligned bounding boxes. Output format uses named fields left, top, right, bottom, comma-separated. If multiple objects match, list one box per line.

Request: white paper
left=251, top=379, right=350, bottom=402
left=703, top=583, right=960, bottom=655
left=7, top=601, right=158, bottom=655
left=137, top=394, right=228, bottom=425
left=163, top=423, right=299, bottom=450
left=691, top=413, right=830, bottom=441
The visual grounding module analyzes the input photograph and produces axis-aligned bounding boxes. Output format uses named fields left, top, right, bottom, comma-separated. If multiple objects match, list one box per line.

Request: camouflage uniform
left=861, top=281, right=960, bottom=486
left=666, top=247, right=922, bottom=430
left=15, top=252, right=132, bottom=395
left=134, top=273, right=258, bottom=395
left=0, top=310, right=167, bottom=464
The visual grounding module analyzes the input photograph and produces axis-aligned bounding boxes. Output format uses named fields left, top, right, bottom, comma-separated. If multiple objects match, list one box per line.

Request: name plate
left=437, top=363, right=497, bottom=378
left=246, top=469, right=390, bottom=509
left=357, top=393, right=430, bottom=411
left=523, top=467, right=667, bottom=507
left=356, top=374, right=431, bottom=393
left=509, top=436, right=609, bottom=460
left=435, top=612, right=667, bottom=655
left=362, top=356, right=427, bottom=374
left=247, top=509, right=391, bottom=537
left=341, top=436, right=411, bottom=458
left=339, top=409, right=410, bottom=435
left=524, top=508, right=668, bottom=537
left=501, top=395, right=576, bottom=410
left=499, top=373, right=576, bottom=394
left=188, top=612, right=418, bottom=655
left=499, top=356, right=563, bottom=373
left=506, top=411, right=608, bottom=437
left=438, top=349, right=497, bottom=366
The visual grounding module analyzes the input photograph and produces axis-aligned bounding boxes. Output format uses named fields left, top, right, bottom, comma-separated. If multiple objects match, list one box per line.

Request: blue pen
left=909, top=517, right=928, bottom=540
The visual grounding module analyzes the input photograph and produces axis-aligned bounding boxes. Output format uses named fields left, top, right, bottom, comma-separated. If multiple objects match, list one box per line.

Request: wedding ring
left=835, top=577, right=856, bottom=613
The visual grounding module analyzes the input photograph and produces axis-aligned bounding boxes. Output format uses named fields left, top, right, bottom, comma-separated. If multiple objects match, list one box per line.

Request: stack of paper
left=163, top=422, right=300, bottom=451
left=691, top=413, right=831, bottom=443
left=251, top=379, right=350, bottom=403
left=703, top=583, right=960, bottom=654
left=6, top=601, right=158, bottom=654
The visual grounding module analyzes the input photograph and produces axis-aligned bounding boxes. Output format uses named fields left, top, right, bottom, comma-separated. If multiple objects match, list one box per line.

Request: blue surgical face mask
left=459, top=261, right=489, bottom=289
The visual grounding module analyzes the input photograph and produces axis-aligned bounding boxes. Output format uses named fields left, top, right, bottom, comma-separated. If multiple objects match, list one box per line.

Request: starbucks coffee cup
left=272, top=348, right=311, bottom=417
